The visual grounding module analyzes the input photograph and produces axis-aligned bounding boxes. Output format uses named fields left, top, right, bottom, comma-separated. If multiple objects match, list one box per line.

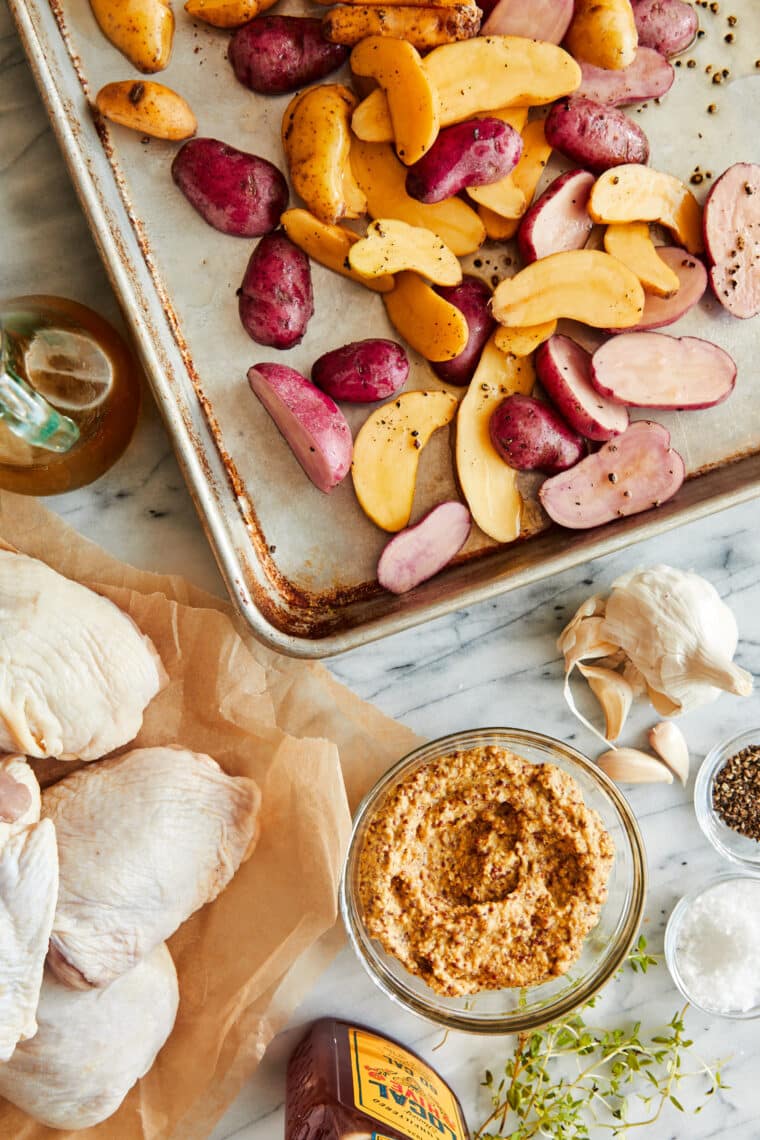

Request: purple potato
left=544, top=97, right=649, bottom=175
left=172, top=138, right=288, bottom=237
left=229, top=16, right=349, bottom=96
left=432, top=277, right=495, bottom=387
left=311, top=340, right=409, bottom=403
left=405, top=118, right=523, bottom=205
left=238, top=231, right=314, bottom=349
left=489, top=394, right=586, bottom=475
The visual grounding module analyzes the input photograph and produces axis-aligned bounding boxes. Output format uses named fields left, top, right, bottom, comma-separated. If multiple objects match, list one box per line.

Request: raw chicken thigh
left=0, top=551, right=166, bottom=760
left=0, top=943, right=179, bottom=1130
left=0, top=819, right=59, bottom=1062
left=44, top=745, right=261, bottom=988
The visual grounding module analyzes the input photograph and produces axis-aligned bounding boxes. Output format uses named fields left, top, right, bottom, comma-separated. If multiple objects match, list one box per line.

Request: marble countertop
left=3, top=6, right=760, bottom=1137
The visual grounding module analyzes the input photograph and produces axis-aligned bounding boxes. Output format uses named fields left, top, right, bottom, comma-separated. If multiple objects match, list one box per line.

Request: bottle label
left=348, top=1027, right=467, bottom=1140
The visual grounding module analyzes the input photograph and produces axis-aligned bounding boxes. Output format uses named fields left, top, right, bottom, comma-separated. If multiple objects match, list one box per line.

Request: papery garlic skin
left=601, top=566, right=753, bottom=714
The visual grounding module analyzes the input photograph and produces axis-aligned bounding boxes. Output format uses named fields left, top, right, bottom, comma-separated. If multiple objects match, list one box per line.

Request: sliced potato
left=383, top=272, right=469, bottom=362
left=565, top=0, right=638, bottom=71
left=350, top=36, right=439, bottom=165
left=494, top=320, right=557, bottom=357
left=352, top=390, right=459, bottom=531
left=184, top=0, right=275, bottom=28
left=90, top=0, right=173, bottom=73
left=281, top=209, right=394, bottom=293
left=476, top=119, right=552, bottom=232
left=351, top=37, right=580, bottom=143
left=589, top=166, right=704, bottom=255
left=349, top=219, right=461, bottom=286
left=492, top=250, right=645, bottom=329
left=350, top=139, right=485, bottom=256
left=456, top=334, right=535, bottom=543
left=282, top=85, right=365, bottom=226
left=603, top=222, right=680, bottom=297
left=323, top=5, right=480, bottom=51
left=95, top=81, right=196, bottom=140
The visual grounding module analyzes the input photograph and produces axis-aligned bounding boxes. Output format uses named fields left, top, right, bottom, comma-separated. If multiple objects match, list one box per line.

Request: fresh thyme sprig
left=476, top=938, right=727, bottom=1139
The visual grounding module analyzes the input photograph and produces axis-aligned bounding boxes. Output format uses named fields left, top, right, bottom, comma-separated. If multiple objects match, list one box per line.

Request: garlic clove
left=648, top=721, right=689, bottom=786
left=578, top=665, right=634, bottom=741
left=597, top=747, right=674, bottom=785
left=622, top=660, right=647, bottom=698
left=560, top=616, right=620, bottom=675
left=646, top=684, right=681, bottom=717
left=557, top=595, right=607, bottom=658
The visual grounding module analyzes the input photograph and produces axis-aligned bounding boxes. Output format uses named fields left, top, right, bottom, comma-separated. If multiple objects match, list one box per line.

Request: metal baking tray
left=10, top=0, right=760, bottom=656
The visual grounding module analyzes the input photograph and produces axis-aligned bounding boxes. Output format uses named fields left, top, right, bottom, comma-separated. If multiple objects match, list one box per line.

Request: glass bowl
left=340, top=728, right=647, bottom=1034
left=694, top=728, right=760, bottom=870
left=665, top=873, right=760, bottom=1019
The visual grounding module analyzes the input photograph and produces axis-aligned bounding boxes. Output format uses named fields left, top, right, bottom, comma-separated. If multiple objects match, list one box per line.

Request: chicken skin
left=0, top=551, right=166, bottom=761
left=43, top=745, right=261, bottom=988
left=0, top=944, right=179, bottom=1130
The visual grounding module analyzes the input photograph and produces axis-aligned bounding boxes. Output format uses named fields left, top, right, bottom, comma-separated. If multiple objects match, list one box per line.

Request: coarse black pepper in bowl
left=695, top=728, right=760, bottom=870
left=340, top=728, right=647, bottom=1034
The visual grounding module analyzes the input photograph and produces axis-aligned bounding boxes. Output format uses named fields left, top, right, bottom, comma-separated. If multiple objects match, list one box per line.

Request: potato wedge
left=350, top=219, right=462, bottom=286
left=492, top=250, right=645, bottom=329
left=589, top=165, right=704, bottom=255
left=474, top=119, right=552, bottom=229
left=184, top=0, right=275, bottom=28
left=350, top=139, right=485, bottom=256
left=565, top=0, right=638, bottom=71
left=351, top=37, right=439, bottom=165
left=352, top=390, right=459, bottom=531
left=383, top=272, right=469, bottom=362
left=494, top=320, right=557, bottom=357
left=603, top=223, right=680, bottom=297
left=456, top=334, right=535, bottom=543
left=95, top=81, right=196, bottom=140
left=90, top=0, right=173, bottom=73
left=351, top=37, right=581, bottom=143
left=281, top=209, right=394, bottom=293
left=323, top=5, right=480, bottom=51
left=282, top=85, right=365, bottom=226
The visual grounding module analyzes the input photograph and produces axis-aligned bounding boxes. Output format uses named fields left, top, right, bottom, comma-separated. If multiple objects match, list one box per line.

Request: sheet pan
left=9, top=0, right=760, bottom=655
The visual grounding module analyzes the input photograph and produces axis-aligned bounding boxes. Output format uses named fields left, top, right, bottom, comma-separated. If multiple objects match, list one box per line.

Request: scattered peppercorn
left=707, top=104, right=718, bottom=113
left=724, top=32, right=734, bottom=42
left=713, top=745, right=760, bottom=841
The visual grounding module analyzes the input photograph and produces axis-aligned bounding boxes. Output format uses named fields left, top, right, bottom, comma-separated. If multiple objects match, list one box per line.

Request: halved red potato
left=535, top=334, right=629, bottom=441
left=577, top=47, right=674, bottom=106
left=703, top=163, right=760, bottom=320
left=591, top=333, right=736, bottom=409
left=517, top=169, right=595, bottom=264
left=482, top=0, right=573, bottom=41
left=377, top=501, right=471, bottom=593
left=632, top=0, right=698, bottom=58
left=613, top=246, right=707, bottom=332
left=539, top=420, right=685, bottom=529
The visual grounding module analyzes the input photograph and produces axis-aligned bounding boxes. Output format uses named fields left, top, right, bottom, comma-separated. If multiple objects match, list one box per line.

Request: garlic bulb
left=602, top=566, right=753, bottom=714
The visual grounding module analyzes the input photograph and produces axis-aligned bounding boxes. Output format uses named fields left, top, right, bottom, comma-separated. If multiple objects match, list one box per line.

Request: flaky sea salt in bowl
left=665, top=873, right=760, bottom=1019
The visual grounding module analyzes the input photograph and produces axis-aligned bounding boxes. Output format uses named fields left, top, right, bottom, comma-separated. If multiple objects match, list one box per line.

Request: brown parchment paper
left=0, top=491, right=422, bottom=1140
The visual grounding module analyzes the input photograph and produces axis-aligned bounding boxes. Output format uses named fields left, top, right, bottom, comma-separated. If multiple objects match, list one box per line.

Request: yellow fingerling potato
left=351, top=37, right=439, bottom=165
left=456, top=335, right=535, bottom=543
left=323, top=4, right=480, bottom=51
left=491, top=250, right=645, bottom=329
left=282, top=85, right=366, bottom=226
left=90, top=0, right=174, bottom=72
left=281, top=209, right=395, bottom=293
left=565, top=0, right=638, bottom=71
left=603, top=222, right=681, bottom=297
left=384, top=272, right=469, bottom=362
left=351, top=37, right=580, bottom=143
left=349, top=219, right=462, bottom=286
left=590, top=166, right=704, bottom=255
left=184, top=0, right=277, bottom=28
left=350, top=139, right=485, bottom=256
left=95, top=81, right=196, bottom=140
left=494, top=320, right=557, bottom=357
left=476, top=119, right=552, bottom=236
left=352, top=390, right=459, bottom=531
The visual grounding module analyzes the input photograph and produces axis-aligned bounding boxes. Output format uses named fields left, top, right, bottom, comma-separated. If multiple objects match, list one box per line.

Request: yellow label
left=349, top=1027, right=467, bottom=1140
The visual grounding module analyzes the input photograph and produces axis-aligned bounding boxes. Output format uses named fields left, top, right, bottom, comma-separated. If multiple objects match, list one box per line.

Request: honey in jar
left=0, top=295, right=141, bottom=494
left=286, top=1019, right=469, bottom=1140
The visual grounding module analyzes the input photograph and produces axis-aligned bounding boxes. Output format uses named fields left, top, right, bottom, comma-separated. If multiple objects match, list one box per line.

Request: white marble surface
left=3, top=5, right=760, bottom=1137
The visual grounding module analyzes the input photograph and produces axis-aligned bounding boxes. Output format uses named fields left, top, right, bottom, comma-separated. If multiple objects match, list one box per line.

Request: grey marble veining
left=3, top=4, right=760, bottom=1136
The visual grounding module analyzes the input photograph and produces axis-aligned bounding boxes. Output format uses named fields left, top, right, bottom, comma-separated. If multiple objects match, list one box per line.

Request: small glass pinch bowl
left=695, top=728, right=760, bottom=870
left=340, top=728, right=647, bottom=1035
left=665, top=873, right=760, bottom=1019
